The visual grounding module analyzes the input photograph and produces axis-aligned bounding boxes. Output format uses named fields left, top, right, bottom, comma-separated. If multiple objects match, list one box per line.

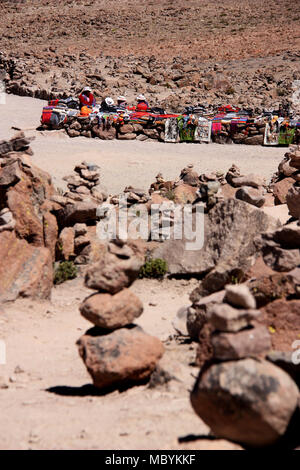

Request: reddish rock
left=84, top=245, right=143, bottom=293
left=77, top=326, right=164, bottom=389
left=62, top=201, right=98, bottom=226
left=0, top=231, right=53, bottom=302
left=43, top=211, right=58, bottom=260
left=80, top=288, right=143, bottom=329
left=211, top=324, right=271, bottom=360
left=191, top=359, right=299, bottom=447
left=119, top=124, right=134, bottom=134
left=235, top=186, right=265, bottom=207
left=247, top=271, right=298, bottom=307
left=260, top=299, right=300, bottom=351
left=57, top=227, right=75, bottom=260
left=173, top=184, right=197, bottom=204
left=273, top=178, right=295, bottom=205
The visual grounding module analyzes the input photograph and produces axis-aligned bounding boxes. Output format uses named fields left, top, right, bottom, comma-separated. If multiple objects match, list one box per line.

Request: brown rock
left=119, top=124, right=134, bottom=134
left=62, top=201, right=98, bottom=226
left=0, top=231, right=53, bottom=302
left=247, top=271, right=299, bottom=308
left=225, top=284, right=256, bottom=309
left=244, top=135, right=264, bottom=145
left=57, top=227, right=74, bottom=260
left=173, top=184, right=197, bottom=204
left=77, top=326, right=164, bottom=389
left=191, top=359, right=299, bottom=447
left=211, top=324, right=271, bottom=360
left=207, top=303, right=261, bottom=333
left=84, top=245, right=143, bottom=293
left=117, top=133, right=137, bottom=140
left=260, top=299, right=300, bottom=351
left=286, top=185, right=300, bottom=219
left=230, top=174, right=265, bottom=189
left=235, top=186, right=265, bottom=208
left=0, top=160, right=22, bottom=188
left=273, top=178, right=295, bottom=205
left=43, top=211, right=58, bottom=260
left=80, top=288, right=143, bottom=329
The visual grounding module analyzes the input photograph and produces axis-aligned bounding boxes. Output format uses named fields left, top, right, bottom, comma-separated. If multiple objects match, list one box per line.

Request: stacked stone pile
left=77, top=239, right=164, bottom=390
left=64, top=115, right=166, bottom=142
left=190, top=284, right=299, bottom=447
left=270, top=145, right=300, bottom=206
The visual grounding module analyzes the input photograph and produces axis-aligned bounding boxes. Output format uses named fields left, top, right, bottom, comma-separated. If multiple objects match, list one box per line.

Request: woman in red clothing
left=136, top=94, right=149, bottom=112
left=79, top=86, right=96, bottom=109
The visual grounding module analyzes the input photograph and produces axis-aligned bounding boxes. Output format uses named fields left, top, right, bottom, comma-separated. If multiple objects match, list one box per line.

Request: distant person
left=100, top=97, right=116, bottom=112
left=117, top=95, right=127, bottom=110
left=79, top=86, right=96, bottom=108
left=136, top=94, right=149, bottom=112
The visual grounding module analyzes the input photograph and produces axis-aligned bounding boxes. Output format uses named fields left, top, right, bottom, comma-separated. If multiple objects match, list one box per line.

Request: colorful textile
left=278, top=126, right=296, bottom=145
left=177, top=116, right=195, bottom=142
left=79, top=92, right=96, bottom=107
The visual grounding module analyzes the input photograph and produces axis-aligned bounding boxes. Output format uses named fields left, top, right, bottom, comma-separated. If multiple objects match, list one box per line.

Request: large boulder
left=77, top=326, right=164, bottom=389
left=0, top=231, right=53, bottom=302
left=191, top=358, right=299, bottom=447
left=154, top=199, right=280, bottom=294
left=80, top=289, right=143, bottom=329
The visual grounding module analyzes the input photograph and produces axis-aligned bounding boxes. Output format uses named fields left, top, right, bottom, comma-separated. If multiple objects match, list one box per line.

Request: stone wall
left=62, top=115, right=268, bottom=144
left=212, top=120, right=266, bottom=145
left=64, top=115, right=165, bottom=142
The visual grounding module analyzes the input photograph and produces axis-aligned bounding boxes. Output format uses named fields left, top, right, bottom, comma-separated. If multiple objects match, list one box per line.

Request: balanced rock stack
left=77, top=239, right=164, bottom=390
left=191, top=283, right=299, bottom=448
left=63, top=161, right=107, bottom=204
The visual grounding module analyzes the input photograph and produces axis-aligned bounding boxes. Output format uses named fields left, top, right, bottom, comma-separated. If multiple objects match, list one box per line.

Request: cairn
left=62, top=161, right=107, bottom=204
left=190, top=283, right=299, bottom=447
left=77, top=238, right=164, bottom=390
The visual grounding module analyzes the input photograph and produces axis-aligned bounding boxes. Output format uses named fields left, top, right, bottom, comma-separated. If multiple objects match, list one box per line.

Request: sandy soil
left=0, top=93, right=287, bottom=449
left=0, top=276, right=210, bottom=450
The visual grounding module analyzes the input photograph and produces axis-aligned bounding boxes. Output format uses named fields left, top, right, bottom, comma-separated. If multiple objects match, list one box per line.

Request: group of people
left=78, top=87, right=149, bottom=113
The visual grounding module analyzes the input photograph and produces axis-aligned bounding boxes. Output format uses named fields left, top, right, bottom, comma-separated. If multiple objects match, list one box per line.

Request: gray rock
left=225, top=284, right=256, bottom=309
left=207, top=303, right=261, bottom=332
left=286, top=185, right=300, bottom=219
left=191, top=358, right=299, bottom=447
left=235, top=186, right=265, bottom=208
left=153, top=199, right=279, bottom=281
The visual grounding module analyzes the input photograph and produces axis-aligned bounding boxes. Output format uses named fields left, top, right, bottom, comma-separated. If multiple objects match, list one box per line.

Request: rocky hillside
left=0, top=0, right=300, bottom=109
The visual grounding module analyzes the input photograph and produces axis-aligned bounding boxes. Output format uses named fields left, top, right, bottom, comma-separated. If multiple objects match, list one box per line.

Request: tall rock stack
left=77, top=239, right=164, bottom=390
left=62, top=161, right=107, bottom=204
left=190, top=284, right=299, bottom=448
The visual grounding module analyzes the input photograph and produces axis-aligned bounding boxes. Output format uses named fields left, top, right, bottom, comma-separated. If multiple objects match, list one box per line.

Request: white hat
left=117, top=95, right=127, bottom=102
left=105, top=97, right=114, bottom=106
left=136, top=94, right=146, bottom=101
left=83, top=86, right=92, bottom=92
